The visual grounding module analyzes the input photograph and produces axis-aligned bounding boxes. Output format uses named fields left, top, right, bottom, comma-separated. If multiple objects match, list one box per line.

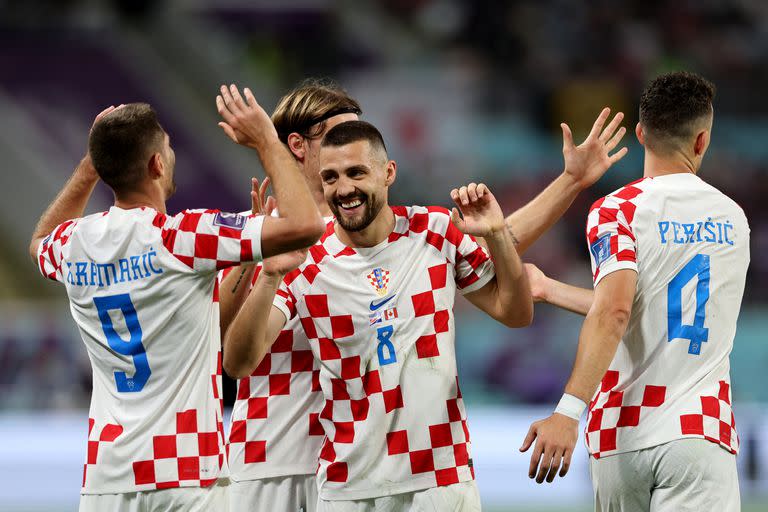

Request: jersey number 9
left=94, top=293, right=151, bottom=392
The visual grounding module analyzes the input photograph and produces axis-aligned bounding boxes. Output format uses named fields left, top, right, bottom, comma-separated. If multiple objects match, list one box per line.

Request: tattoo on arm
left=231, top=267, right=250, bottom=294
left=507, top=225, right=521, bottom=246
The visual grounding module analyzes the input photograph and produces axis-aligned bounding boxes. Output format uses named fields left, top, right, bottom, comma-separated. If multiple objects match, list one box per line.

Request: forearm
left=543, top=278, right=593, bottom=316
left=563, top=307, right=628, bottom=402
left=504, top=173, right=581, bottom=255
left=219, top=265, right=258, bottom=339
left=29, top=156, right=99, bottom=257
left=484, top=228, right=533, bottom=326
left=255, top=139, right=322, bottom=238
left=223, top=270, right=283, bottom=379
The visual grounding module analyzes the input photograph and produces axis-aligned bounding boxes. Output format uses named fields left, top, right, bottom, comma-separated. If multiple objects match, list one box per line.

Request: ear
left=693, top=130, right=709, bottom=156
left=148, top=152, right=164, bottom=180
left=286, top=133, right=306, bottom=161
left=384, top=160, right=397, bottom=187
left=635, top=123, right=645, bottom=146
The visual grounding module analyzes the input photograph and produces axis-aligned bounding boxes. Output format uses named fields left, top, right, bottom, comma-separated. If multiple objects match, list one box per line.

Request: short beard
left=332, top=193, right=383, bottom=232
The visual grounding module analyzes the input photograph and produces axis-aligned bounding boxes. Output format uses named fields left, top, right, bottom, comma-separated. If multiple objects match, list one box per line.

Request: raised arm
left=217, top=85, right=324, bottom=257
left=526, top=263, right=593, bottom=316
left=452, top=183, right=533, bottom=328
left=505, top=108, right=628, bottom=255
left=520, top=269, right=636, bottom=484
left=29, top=105, right=121, bottom=260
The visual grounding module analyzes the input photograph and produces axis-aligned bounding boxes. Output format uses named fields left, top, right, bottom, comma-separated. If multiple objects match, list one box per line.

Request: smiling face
left=319, top=139, right=394, bottom=232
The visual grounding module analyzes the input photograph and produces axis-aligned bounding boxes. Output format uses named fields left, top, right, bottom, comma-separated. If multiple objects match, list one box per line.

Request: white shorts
left=590, top=438, right=740, bottom=512
left=316, top=481, right=481, bottom=512
left=79, top=479, right=229, bottom=512
left=230, top=474, right=318, bottom=512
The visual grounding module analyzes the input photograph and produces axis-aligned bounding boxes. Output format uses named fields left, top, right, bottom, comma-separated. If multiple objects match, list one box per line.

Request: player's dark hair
left=639, top=71, right=716, bottom=153
left=272, top=78, right=362, bottom=144
left=88, top=103, right=166, bottom=194
left=321, top=120, right=388, bottom=158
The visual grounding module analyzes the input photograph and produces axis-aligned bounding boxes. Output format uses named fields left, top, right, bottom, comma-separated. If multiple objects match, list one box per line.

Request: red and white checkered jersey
left=36, top=206, right=264, bottom=494
left=584, top=174, right=750, bottom=459
left=226, top=216, right=334, bottom=481
left=272, top=206, right=495, bottom=501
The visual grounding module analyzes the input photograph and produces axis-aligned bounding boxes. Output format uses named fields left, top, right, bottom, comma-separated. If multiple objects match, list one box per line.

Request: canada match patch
left=213, top=212, right=246, bottom=230
left=590, top=233, right=612, bottom=267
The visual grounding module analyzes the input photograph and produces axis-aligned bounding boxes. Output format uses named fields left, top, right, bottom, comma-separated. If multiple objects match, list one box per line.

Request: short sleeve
left=36, top=219, right=78, bottom=283
left=455, top=232, right=496, bottom=294
left=272, top=272, right=298, bottom=322
left=159, top=209, right=265, bottom=272
left=586, top=195, right=638, bottom=287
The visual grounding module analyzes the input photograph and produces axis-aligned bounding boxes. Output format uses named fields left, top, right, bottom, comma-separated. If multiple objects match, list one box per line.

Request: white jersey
left=584, top=174, right=749, bottom=459
left=272, top=206, right=495, bottom=501
left=36, top=206, right=264, bottom=494
left=226, top=217, right=333, bottom=481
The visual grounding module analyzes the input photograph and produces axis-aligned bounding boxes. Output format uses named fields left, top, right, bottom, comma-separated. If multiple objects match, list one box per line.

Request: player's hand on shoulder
left=449, top=182, right=505, bottom=237
left=562, top=107, right=628, bottom=190
left=525, top=263, right=550, bottom=303
left=216, top=84, right=279, bottom=150
left=519, top=413, right=579, bottom=484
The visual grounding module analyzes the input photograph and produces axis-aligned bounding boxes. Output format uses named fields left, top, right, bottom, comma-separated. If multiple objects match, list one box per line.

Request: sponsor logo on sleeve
left=590, top=233, right=612, bottom=267
left=213, top=212, right=246, bottom=230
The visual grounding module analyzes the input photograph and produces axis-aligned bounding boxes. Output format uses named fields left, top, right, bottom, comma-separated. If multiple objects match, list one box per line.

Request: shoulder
left=588, top=177, right=656, bottom=231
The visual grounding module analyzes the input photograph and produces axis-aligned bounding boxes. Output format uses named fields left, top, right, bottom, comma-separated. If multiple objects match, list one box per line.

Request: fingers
left=217, top=121, right=238, bottom=143
left=216, top=96, right=236, bottom=125
left=452, top=184, right=484, bottom=207
left=251, top=178, right=261, bottom=215
left=528, top=441, right=544, bottom=479
left=243, top=87, right=257, bottom=107
left=519, top=424, right=537, bottom=452
left=229, top=84, right=247, bottom=111
left=559, top=448, right=573, bottom=477
left=587, top=107, right=611, bottom=140
left=265, top=196, right=276, bottom=216
left=536, top=445, right=556, bottom=483
left=605, top=125, right=626, bottom=152
left=609, top=146, right=629, bottom=164
left=545, top=449, right=564, bottom=483
left=599, top=112, right=625, bottom=143
left=259, top=177, right=271, bottom=206
left=560, top=123, right=574, bottom=151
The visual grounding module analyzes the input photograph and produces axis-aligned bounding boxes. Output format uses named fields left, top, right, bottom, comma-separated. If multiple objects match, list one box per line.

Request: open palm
left=562, top=107, right=628, bottom=189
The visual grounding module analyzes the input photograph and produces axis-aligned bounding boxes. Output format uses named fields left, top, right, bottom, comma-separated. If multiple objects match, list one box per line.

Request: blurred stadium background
left=2, top=0, right=768, bottom=510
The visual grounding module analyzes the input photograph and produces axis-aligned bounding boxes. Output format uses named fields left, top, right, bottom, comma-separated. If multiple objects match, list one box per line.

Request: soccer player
left=28, top=86, right=324, bottom=511
left=218, top=79, right=361, bottom=512
left=521, top=72, right=749, bottom=511
left=223, top=113, right=627, bottom=510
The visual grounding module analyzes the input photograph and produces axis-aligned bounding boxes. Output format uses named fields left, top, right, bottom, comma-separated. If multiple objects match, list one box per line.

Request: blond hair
left=272, top=78, right=361, bottom=143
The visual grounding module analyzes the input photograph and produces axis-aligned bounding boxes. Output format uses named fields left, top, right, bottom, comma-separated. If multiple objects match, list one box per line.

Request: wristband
left=554, top=393, right=587, bottom=421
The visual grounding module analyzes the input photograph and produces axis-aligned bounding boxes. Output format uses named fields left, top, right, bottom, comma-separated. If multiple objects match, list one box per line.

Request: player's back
left=38, top=206, right=264, bottom=493
left=585, top=174, right=749, bottom=458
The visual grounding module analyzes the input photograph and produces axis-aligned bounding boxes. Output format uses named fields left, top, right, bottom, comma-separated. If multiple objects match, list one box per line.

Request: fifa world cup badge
left=366, top=267, right=390, bottom=297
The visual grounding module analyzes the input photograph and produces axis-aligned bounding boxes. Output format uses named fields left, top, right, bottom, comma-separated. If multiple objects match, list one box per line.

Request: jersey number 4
left=94, top=293, right=151, bottom=392
left=667, top=253, right=710, bottom=355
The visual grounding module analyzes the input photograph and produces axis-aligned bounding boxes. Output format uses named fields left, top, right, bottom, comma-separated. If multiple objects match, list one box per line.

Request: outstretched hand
left=216, top=84, right=279, bottom=150
left=562, top=107, right=628, bottom=190
left=520, top=413, right=579, bottom=484
left=449, top=183, right=505, bottom=238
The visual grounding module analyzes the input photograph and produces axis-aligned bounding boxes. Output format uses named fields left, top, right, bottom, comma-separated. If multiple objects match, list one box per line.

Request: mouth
left=336, top=196, right=365, bottom=215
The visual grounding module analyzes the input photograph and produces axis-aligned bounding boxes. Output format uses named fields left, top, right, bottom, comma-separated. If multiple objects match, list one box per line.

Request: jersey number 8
left=94, top=293, right=151, bottom=392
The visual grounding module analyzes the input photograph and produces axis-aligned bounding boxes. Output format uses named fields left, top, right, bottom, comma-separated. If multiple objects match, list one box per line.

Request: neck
left=643, top=148, right=698, bottom=178
left=335, top=205, right=395, bottom=248
left=114, top=188, right=167, bottom=214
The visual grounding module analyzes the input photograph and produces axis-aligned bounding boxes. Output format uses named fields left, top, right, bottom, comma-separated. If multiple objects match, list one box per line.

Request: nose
left=336, top=176, right=357, bottom=198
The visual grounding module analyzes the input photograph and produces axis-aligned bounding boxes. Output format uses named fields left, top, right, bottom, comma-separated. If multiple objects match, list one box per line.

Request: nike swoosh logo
left=370, top=295, right=396, bottom=311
